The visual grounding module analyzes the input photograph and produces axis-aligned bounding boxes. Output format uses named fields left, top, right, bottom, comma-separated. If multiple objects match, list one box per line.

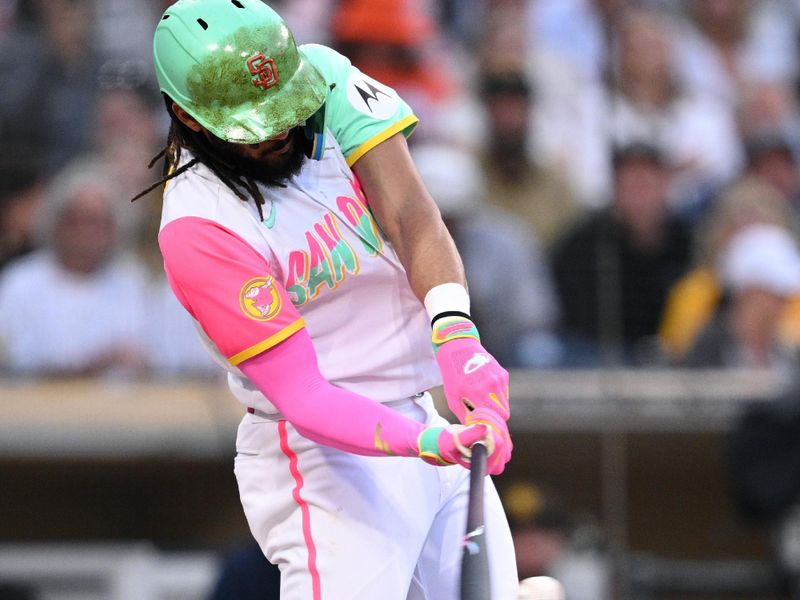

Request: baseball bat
left=460, top=441, right=491, bottom=600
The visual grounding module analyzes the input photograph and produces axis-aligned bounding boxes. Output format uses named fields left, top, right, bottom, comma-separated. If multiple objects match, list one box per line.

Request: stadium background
left=3, top=0, right=800, bottom=598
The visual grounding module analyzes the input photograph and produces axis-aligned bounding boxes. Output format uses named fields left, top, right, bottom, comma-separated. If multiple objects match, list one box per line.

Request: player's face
left=217, top=128, right=299, bottom=168
left=171, top=102, right=306, bottom=187
left=203, top=126, right=307, bottom=187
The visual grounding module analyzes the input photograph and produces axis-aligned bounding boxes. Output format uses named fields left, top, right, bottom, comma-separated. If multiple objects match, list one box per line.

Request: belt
left=246, top=406, right=277, bottom=419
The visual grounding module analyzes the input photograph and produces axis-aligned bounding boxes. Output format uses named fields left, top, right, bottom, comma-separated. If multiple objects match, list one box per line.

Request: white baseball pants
left=234, top=393, right=519, bottom=599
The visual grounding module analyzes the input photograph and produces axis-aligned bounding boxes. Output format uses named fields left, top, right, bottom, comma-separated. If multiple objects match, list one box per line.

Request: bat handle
left=466, top=442, right=487, bottom=530
left=461, top=441, right=490, bottom=600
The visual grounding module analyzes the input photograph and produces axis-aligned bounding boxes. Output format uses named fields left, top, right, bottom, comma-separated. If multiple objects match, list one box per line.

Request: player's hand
left=417, top=415, right=511, bottom=476
left=432, top=317, right=510, bottom=424
left=464, top=407, right=513, bottom=476
left=417, top=424, right=487, bottom=469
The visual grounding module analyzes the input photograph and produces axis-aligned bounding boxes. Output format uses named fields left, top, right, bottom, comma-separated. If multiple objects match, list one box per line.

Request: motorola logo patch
left=346, top=73, right=399, bottom=119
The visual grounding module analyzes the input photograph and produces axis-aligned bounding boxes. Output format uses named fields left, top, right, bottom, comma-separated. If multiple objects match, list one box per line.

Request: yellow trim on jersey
left=345, top=114, right=419, bottom=167
left=228, top=318, right=306, bottom=366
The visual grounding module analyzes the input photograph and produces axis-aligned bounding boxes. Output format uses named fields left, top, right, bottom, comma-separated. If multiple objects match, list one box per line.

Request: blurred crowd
left=4, top=0, right=800, bottom=378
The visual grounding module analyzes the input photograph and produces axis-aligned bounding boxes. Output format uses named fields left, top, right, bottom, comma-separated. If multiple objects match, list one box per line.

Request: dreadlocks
left=132, top=95, right=273, bottom=220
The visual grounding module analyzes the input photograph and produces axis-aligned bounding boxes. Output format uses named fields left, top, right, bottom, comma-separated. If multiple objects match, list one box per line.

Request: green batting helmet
left=154, top=0, right=328, bottom=144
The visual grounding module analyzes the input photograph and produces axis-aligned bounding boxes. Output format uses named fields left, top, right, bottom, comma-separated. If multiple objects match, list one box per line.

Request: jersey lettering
left=285, top=212, right=360, bottom=307
left=306, top=230, right=334, bottom=298
left=313, top=212, right=360, bottom=281
left=285, top=250, right=309, bottom=306
left=336, top=181, right=383, bottom=256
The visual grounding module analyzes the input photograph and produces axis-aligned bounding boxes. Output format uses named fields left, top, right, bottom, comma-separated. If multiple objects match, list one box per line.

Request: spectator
left=504, top=481, right=572, bottom=581
left=479, top=70, right=582, bottom=249
left=0, top=0, right=106, bottom=171
left=551, top=142, right=692, bottom=365
left=412, top=142, right=560, bottom=368
left=659, top=177, right=799, bottom=359
left=91, top=90, right=220, bottom=380
left=436, top=0, right=484, bottom=50
left=330, top=0, right=483, bottom=149
left=141, top=276, right=222, bottom=378
left=92, top=83, right=164, bottom=246
left=331, top=0, right=446, bottom=106
left=673, top=0, right=799, bottom=110
left=274, top=0, right=336, bottom=45
left=513, top=0, right=615, bottom=207
left=527, top=0, right=631, bottom=85
left=0, top=165, right=44, bottom=272
left=737, top=81, right=800, bottom=143
left=93, top=0, right=160, bottom=68
left=0, top=1, right=15, bottom=33
left=682, top=224, right=800, bottom=377
left=0, top=159, right=148, bottom=377
left=502, top=480, right=611, bottom=600
left=608, top=8, right=742, bottom=212
left=743, top=129, right=800, bottom=210
left=480, top=0, right=528, bottom=75
left=736, top=80, right=800, bottom=210
left=135, top=192, right=223, bottom=379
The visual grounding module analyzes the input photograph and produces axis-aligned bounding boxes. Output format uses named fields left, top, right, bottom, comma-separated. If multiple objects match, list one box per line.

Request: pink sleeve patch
left=159, top=217, right=303, bottom=364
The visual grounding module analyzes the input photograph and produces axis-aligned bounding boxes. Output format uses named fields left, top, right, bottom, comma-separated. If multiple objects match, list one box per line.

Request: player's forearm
left=289, top=387, right=421, bottom=456
left=352, top=133, right=467, bottom=302
left=238, top=330, right=424, bottom=457
left=395, top=216, right=467, bottom=304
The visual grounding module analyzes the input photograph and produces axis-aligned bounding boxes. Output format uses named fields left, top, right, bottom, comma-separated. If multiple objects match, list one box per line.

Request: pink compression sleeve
left=238, top=329, right=425, bottom=458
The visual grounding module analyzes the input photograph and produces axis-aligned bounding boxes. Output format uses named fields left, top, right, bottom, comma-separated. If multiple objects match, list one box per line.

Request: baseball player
left=140, top=1, right=517, bottom=597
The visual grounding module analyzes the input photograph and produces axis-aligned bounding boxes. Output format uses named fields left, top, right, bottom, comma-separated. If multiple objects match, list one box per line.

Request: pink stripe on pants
left=278, top=420, right=322, bottom=600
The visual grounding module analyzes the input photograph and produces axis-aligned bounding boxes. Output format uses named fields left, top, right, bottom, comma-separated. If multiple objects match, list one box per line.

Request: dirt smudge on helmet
left=186, top=25, right=313, bottom=142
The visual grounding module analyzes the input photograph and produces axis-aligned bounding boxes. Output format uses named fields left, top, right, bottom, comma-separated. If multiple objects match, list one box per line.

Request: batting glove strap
left=418, top=427, right=453, bottom=466
left=431, top=316, right=480, bottom=351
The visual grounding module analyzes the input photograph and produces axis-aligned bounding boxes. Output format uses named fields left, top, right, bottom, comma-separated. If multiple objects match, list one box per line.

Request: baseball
left=518, top=576, right=566, bottom=600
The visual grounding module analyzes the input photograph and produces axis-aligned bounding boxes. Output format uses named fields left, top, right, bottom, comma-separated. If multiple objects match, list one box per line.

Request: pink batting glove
left=432, top=317, right=510, bottom=424
left=418, top=423, right=488, bottom=469
left=465, top=407, right=513, bottom=476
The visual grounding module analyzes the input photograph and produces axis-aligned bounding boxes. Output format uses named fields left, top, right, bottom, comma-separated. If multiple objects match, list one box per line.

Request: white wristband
left=423, top=283, right=470, bottom=322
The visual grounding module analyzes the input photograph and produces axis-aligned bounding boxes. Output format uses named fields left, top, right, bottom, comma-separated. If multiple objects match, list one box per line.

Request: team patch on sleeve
left=240, top=276, right=282, bottom=321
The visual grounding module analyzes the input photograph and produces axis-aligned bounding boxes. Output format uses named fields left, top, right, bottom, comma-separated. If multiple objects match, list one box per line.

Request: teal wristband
left=418, top=427, right=450, bottom=465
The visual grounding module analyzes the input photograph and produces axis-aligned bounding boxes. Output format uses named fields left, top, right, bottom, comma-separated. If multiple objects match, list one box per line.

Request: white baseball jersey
left=159, top=44, right=440, bottom=413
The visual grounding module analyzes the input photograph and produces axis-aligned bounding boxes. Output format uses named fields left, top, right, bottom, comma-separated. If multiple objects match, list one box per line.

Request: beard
left=201, top=126, right=307, bottom=189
